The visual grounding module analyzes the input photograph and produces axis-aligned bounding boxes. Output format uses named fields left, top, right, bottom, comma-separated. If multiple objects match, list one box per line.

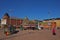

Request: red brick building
left=2, top=13, right=23, bottom=27
left=1, top=13, right=38, bottom=29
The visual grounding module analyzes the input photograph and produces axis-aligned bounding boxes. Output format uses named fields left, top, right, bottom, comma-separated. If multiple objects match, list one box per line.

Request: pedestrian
left=52, top=28, right=56, bottom=35
left=52, top=22, right=56, bottom=35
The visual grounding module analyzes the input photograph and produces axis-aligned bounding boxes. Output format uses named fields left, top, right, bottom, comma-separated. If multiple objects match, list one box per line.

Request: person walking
left=52, top=28, right=56, bottom=35
left=52, top=22, right=56, bottom=35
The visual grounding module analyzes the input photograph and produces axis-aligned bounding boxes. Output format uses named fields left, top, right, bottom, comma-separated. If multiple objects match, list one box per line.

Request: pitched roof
left=4, top=12, right=10, bottom=18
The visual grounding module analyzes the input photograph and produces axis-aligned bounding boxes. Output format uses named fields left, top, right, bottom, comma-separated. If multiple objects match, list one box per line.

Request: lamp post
left=48, top=11, right=52, bottom=30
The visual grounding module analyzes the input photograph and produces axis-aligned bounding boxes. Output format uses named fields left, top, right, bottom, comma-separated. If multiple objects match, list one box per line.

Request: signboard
left=1, top=19, right=7, bottom=25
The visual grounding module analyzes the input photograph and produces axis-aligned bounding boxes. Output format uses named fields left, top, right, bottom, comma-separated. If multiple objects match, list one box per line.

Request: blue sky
left=0, top=0, right=60, bottom=20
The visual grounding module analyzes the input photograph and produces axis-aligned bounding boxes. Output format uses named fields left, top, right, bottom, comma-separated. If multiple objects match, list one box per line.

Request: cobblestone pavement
left=0, top=29, right=60, bottom=40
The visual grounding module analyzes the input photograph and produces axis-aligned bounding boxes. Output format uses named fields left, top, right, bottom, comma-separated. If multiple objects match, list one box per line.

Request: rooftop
left=44, top=18, right=60, bottom=21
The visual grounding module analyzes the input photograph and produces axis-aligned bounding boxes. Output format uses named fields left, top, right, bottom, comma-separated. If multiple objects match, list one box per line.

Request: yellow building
left=42, top=18, right=60, bottom=28
left=54, top=18, right=60, bottom=28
